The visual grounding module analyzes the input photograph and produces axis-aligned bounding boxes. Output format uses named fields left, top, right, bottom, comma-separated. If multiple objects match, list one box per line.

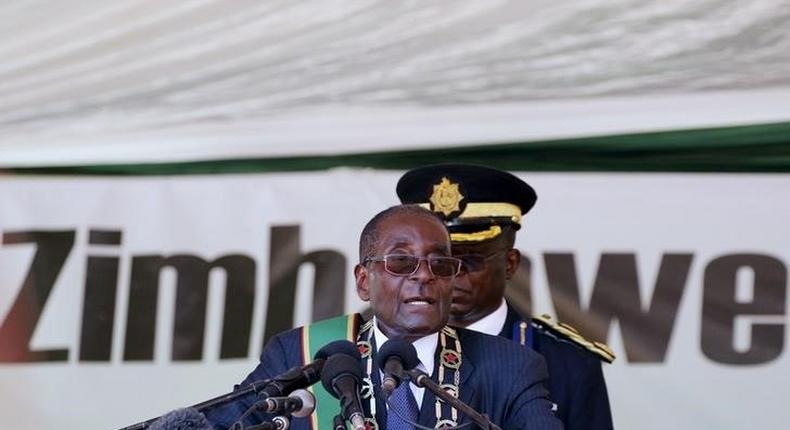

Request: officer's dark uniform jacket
left=501, top=303, right=614, bottom=429
left=397, top=163, right=616, bottom=430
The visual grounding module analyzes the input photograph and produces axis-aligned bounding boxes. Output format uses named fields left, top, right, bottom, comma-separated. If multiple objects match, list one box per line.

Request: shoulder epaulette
left=531, top=314, right=616, bottom=363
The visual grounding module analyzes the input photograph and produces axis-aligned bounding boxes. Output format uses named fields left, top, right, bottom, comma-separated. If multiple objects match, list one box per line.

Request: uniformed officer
left=397, top=163, right=616, bottom=430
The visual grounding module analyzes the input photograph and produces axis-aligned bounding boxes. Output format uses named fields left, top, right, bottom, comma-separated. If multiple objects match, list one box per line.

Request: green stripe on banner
left=304, top=315, right=355, bottom=430
left=5, top=121, right=790, bottom=174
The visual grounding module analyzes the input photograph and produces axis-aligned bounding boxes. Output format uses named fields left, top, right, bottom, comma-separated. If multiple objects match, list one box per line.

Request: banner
left=1, top=169, right=788, bottom=429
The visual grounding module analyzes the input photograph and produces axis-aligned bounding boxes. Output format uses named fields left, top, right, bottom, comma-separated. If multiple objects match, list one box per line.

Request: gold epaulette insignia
left=531, top=314, right=616, bottom=363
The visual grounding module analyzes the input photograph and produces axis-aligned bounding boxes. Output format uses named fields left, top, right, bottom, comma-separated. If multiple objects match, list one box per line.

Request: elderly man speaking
left=206, top=204, right=561, bottom=430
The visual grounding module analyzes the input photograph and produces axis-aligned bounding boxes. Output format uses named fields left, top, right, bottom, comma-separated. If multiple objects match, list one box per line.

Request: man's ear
left=505, top=248, right=521, bottom=280
left=354, top=264, right=371, bottom=301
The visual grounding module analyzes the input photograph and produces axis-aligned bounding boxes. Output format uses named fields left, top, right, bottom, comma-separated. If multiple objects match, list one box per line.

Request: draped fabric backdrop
left=1, top=1, right=789, bottom=429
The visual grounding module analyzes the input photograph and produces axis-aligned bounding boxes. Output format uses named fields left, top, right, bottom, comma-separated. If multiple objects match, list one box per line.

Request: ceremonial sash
left=301, top=314, right=361, bottom=430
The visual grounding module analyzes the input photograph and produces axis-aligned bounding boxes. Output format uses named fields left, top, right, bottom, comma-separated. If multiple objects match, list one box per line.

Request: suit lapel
left=372, top=367, right=387, bottom=427
left=456, top=329, right=477, bottom=425
left=416, top=329, right=478, bottom=427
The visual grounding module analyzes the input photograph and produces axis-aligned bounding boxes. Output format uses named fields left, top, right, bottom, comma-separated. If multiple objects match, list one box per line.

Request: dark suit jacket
left=500, top=304, right=613, bottom=430
left=205, top=318, right=562, bottom=430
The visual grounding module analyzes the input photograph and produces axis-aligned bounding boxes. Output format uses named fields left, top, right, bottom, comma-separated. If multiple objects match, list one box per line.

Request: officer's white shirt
left=464, top=298, right=509, bottom=336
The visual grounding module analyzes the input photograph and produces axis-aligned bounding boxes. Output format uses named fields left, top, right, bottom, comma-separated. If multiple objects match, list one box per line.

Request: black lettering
left=264, top=225, right=346, bottom=345
left=0, top=231, right=74, bottom=362
left=702, top=254, right=786, bottom=365
left=79, top=229, right=122, bottom=361
left=545, top=252, right=693, bottom=362
left=124, top=254, right=256, bottom=361
left=88, top=229, right=122, bottom=245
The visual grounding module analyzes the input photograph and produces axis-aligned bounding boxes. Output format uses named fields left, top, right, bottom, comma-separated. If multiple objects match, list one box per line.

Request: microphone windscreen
left=376, top=338, right=420, bottom=372
left=148, top=408, right=211, bottom=430
left=320, top=354, right=364, bottom=398
left=314, top=339, right=361, bottom=361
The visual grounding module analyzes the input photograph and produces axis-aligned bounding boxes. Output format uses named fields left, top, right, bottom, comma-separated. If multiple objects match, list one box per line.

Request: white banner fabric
left=1, top=169, right=788, bottom=429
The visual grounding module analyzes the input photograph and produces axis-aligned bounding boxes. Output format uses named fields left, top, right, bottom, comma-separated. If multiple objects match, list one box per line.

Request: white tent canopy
left=1, top=0, right=790, bottom=166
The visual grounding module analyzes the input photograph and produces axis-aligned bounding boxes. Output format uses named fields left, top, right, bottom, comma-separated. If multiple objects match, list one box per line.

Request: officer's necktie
left=386, top=381, right=419, bottom=430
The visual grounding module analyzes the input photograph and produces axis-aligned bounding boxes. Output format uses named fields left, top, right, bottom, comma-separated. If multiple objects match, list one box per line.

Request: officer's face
left=355, top=213, right=455, bottom=341
left=450, top=237, right=520, bottom=326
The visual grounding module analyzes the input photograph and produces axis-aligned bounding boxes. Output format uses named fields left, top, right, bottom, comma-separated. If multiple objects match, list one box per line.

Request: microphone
left=315, top=339, right=361, bottom=361
left=320, top=353, right=366, bottom=430
left=118, top=340, right=361, bottom=430
left=258, top=339, right=361, bottom=400
left=231, top=340, right=362, bottom=430
left=332, top=414, right=346, bottom=430
left=255, top=389, right=315, bottom=417
left=147, top=408, right=212, bottom=430
left=375, top=338, right=420, bottom=399
left=245, top=416, right=290, bottom=430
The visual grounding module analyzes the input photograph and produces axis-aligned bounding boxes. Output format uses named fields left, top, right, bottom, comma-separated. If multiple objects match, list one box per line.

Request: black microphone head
left=148, top=408, right=211, bottom=430
left=314, top=339, right=361, bottom=361
left=320, top=353, right=364, bottom=398
left=375, top=338, right=420, bottom=373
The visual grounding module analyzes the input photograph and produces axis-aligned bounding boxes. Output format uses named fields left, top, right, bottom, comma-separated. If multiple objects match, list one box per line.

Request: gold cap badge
left=429, top=177, right=464, bottom=216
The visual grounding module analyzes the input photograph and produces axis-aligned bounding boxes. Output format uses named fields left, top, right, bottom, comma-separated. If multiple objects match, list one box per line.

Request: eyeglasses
left=363, top=254, right=462, bottom=278
left=455, top=250, right=508, bottom=273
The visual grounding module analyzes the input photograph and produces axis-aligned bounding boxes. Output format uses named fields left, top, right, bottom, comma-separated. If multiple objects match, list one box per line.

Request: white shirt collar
left=372, top=317, right=438, bottom=408
left=463, top=298, right=508, bottom=336
left=372, top=317, right=437, bottom=377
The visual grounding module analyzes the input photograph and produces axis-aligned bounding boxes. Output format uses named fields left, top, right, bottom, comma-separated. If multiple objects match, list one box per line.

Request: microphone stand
left=231, top=398, right=294, bottom=430
left=231, top=390, right=309, bottom=430
left=406, top=369, right=502, bottom=430
left=118, top=378, right=275, bottom=430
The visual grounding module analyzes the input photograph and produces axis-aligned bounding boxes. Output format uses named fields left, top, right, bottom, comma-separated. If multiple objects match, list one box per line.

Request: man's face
left=355, top=213, right=455, bottom=340
left=450, top=236, right=520, bottom=326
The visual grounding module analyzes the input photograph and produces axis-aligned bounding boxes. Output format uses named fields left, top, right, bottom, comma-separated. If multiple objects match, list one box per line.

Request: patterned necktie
left=386, top=381, right=420, bottom=430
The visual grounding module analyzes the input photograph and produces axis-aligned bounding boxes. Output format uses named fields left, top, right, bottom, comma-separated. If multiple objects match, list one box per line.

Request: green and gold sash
left=300, top=314, right=362, bottom=430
